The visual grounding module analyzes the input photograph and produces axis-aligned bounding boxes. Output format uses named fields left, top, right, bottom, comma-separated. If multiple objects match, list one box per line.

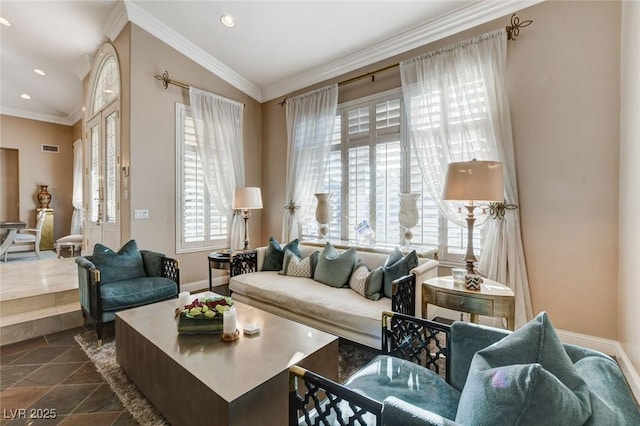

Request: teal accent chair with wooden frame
left=76, top=240, right=180, bottom=345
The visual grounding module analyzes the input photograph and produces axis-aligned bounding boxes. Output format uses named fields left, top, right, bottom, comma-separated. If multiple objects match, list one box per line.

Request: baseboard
left=614, top=342, right=640, bottom=403
left=181, top=277, right=228, bottom=294
left=557, top=328, right=640, bottom=402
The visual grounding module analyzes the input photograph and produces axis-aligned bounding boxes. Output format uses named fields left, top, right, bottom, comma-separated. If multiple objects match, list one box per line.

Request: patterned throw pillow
left=349, top=259, right=383, bottom=300
left=282, top=249, right=319, bottom=278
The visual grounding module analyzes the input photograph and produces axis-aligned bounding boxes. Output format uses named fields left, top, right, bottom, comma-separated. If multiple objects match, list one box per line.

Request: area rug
left=3, top=250, right=58, bottom=262
left=75, top=330, right=378, bottom=425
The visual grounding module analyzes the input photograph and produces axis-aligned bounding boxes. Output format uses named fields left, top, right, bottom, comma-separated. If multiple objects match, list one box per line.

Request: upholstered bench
left=55, top=234, right=83, bottom=257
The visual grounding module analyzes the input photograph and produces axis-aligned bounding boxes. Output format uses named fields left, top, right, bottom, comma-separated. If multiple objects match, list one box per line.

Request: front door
left=85, top=101, right=120, bottom=251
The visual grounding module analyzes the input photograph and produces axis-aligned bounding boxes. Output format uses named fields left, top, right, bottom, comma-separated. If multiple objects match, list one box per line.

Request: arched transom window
left=92, top=55, right=120, bottom=115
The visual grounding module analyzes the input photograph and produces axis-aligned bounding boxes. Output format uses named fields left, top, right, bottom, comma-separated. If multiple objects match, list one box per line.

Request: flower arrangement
left=177, top=296, right=234, bottom=334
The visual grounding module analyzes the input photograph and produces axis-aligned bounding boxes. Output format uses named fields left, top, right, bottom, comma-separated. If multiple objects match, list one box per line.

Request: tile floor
left=0, top=325, right=136, bottom=426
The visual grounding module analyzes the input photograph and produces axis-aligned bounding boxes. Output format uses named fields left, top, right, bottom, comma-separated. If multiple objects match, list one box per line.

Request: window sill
left=300, top=238, right=438, bottom=259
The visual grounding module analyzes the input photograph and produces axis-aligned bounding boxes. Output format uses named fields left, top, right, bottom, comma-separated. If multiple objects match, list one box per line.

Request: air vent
left=41, top=144, right=59, bottom=153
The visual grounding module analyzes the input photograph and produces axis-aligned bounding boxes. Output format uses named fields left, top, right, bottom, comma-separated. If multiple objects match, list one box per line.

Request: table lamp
left=232, top=187, right=263, bottom=250
left=443, top=160, right=503, bottom=274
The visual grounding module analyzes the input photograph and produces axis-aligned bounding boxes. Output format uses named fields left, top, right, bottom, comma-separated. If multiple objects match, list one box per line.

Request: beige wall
left=0, top=115, right=74, bottom=239
left=127, top=24, right=262, bottom=283
left=619, top=0, right=640, bottom=375
left=262, top=1, right=621, bottom=339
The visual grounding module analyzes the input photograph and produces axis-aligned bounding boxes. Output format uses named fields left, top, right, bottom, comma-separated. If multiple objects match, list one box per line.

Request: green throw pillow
left=261, top=237, right=300, bottom=271
left=281, top=249, right=319, bottom=278
left=455, top=311, right=592, bottom=426
left=313, top=243, right=356, bottom=288
left=382, top=248, right=418, bottom=298
left=92, top=239, right=147, bottom=283
left=349, top=259, right=383, bottom=300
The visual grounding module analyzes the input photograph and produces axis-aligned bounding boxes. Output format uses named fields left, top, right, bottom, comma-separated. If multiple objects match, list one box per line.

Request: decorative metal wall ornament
left=284, top=200, right=299, bottom=215
left=486, top=202, right=519, bottom=219
left=506, top=13, right=533, bottom=40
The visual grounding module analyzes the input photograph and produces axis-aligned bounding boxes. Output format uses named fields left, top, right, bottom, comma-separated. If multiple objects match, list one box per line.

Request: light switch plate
left=134, top=209, right=149, bottom=219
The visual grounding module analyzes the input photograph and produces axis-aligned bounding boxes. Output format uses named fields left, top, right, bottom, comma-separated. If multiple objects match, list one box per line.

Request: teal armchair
left=76, top=240, right=180, bottom=344
left=290, top=311, right=640, bottom=425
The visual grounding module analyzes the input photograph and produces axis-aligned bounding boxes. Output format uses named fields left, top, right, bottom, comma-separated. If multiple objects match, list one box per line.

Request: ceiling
left=0, top=0, right=538, bottom=126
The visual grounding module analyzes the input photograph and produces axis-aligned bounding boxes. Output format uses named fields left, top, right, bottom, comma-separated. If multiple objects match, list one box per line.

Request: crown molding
left=0, top=107, right=75, bottom=126
left=123, top=1, right=263, bottom=102
left=67, top=105, right=83, bottom=125
left=73, top=54, right=93, bottom=81
left=103, top=0, right=128, bottom=42
left=262, top=0, right=545, bottom=101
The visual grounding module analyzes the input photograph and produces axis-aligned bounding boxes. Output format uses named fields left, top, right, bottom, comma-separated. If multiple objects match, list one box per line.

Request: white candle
left=223, top=309, right=236, bottom=334
left=178, top=291, right=191, bottom=310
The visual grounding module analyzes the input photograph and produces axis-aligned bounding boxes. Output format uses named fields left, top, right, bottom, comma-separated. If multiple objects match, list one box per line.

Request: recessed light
left=20, top=94, right=31, bottom=100
left=34, top=69, right=46, bottom=76
left=0, top=17, right=11, bottom=27
left=220, top=14, right=235, bottom=28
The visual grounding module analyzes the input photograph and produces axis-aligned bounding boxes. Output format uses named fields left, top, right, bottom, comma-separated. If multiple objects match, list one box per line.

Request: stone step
left=0, top=302, right=84, bottom=345
left=0, top=288, right=79, bottom=318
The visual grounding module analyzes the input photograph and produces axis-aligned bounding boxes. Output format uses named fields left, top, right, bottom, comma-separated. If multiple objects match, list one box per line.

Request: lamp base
left=242, top=210, right=250, bottom=250
left=465, top=261, right=475, bottom=275
left=463, top=205, right=478, bottom=275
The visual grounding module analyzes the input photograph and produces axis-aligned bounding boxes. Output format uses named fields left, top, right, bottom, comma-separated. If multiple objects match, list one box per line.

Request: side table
left=208, top=250, right=257, bottom=292
left=422, top=276, right=515, bottom=330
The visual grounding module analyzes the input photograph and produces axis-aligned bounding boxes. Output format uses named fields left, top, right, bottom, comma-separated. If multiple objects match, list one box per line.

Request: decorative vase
left=399, top=193, right=420, bottom=246
left=37, top=185, right=52, bottom=209
left=315, top=193, right=331, bottom=240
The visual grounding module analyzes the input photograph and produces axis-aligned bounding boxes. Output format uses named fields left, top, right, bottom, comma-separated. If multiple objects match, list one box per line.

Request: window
left=303, top=88, right=483, bottom=264
left=176, top=104, right=228, bottom=252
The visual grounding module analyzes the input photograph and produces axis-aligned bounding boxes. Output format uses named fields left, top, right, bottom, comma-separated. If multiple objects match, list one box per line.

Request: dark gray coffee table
left=115, top=292, right=338, bottom=425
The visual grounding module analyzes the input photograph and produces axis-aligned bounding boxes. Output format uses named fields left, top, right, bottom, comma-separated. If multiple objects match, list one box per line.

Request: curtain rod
left=154, top=71, right=189, bottom=90
left=278, top=14, right=532, bottom=107
left=154, top=70, right=245, bottom=106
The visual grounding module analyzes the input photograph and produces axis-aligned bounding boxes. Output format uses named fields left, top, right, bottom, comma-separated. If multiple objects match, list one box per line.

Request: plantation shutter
left=177, top=105, right=228, bottom=251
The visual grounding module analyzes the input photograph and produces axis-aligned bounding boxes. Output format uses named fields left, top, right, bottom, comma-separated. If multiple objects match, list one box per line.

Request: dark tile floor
left=0, top=326, right=136, bottom=426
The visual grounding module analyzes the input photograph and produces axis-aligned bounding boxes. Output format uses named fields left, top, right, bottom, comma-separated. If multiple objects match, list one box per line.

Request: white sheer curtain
left=189, top=87, right=245, bottom=250
left=401, top=28, right=532, bottom=327
left=70, top=140, right=83, bottom=235
left=282, top=84, right=338, bottom=241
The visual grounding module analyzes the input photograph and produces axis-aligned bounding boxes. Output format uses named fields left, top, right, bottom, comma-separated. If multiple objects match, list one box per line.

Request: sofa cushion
left=349, top=260, right=383, bottom=300
left=455, top=311, right=592, bottom=425
left=282, top=249, right=319, bottom=278
left=382, top=248, right=418, bottom=298
left=262, top=237, right=300, bottom=271
left=99, top=276, right=178, bottom=311
left=574, top=355, right=640, bottom=425
left=346, top=355, right=460, bottom=421
left=314, top=243, right=356, bottom=288
left=230, top=271, right=390, bottom=340
left=92, top=240, right=146, bottom=283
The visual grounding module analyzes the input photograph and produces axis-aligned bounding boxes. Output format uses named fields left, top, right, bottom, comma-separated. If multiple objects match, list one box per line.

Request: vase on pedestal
left=37, top=185, right=52, bottom=209
left=399, top=193, right=420, bottom=246
left=314, top=193, right=331, bottom=240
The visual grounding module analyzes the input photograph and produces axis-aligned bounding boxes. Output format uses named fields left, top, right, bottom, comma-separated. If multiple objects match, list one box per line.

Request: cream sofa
left=229, top=244, right=438, bottom=348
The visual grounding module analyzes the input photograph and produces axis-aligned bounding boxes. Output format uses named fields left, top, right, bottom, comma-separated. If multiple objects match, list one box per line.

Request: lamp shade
left=232, top=187, right=263, bottom=210
left=443, top=160, right=504, bottom=202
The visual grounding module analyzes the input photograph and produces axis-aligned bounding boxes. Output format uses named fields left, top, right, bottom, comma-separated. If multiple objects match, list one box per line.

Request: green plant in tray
left=181, top=296, right=234, bottom=320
